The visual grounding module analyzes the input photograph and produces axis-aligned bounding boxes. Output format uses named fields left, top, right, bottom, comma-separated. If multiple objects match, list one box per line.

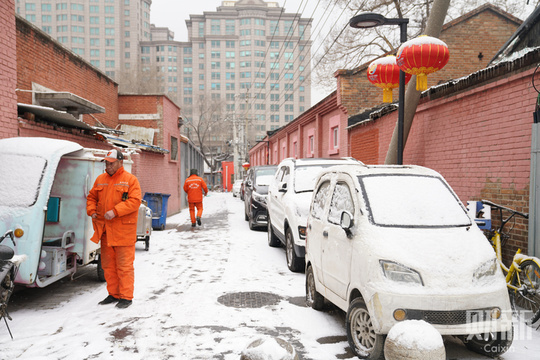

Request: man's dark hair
left=190, top=169, right=198, bottom=176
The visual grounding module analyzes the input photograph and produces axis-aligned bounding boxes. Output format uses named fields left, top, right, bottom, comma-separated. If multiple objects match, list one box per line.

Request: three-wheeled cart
left=0, top=137, right=151, bottom=287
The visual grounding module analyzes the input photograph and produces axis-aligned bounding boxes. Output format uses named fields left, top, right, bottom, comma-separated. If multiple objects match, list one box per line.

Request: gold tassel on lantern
left=416, top=74, right=428, bottom=91
left=383, top=88, right=393, bottom=103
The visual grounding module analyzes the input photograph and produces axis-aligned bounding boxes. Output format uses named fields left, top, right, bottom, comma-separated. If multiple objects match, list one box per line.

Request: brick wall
left=16, top=17, right=119, bottom=129
left=118, top=95, right=182, bottom=215
left=349, top=67, right=535, bottom=264
left=338, top=5, right=520, bottom=118
left=12, top=17, right=185, bottom=216
left=437, top=6, right=520, bottom=84
left=0, top=0, right=17, bottom=139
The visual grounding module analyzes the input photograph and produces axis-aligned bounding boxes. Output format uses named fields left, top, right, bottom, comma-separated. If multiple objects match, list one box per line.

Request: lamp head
left=349, top=13, right=387, bottom=28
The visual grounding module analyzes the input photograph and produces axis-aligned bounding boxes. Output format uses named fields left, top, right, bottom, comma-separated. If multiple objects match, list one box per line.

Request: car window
left=358, top=174, right=472, bottom=227
left=328, top=182, right=354, bottom=225
left=0, top=154, right=46, bottom=207
left=275, top=167, right=285, bottom=182
left=256, top=174, right=274, bottom=186
left=294, top=164, right=343, bottom=193
left=311, top=180, right=331, bottom=220
left=282, top=167, right=290, bottom=184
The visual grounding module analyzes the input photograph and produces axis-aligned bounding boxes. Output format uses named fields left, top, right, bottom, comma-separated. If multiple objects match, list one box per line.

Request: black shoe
left=98, top=295, right=119, bottom=305
left=196, top=217, right=201, bottom=226
left=116, top=299, right=132, bottom=309
left=191, top=223, right=196, bottom=227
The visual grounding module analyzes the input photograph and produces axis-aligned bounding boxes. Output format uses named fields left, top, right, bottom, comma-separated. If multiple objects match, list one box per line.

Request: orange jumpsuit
left=87, top=166, right=141, bottom=301
left=183, top=174, right=208, bottom=224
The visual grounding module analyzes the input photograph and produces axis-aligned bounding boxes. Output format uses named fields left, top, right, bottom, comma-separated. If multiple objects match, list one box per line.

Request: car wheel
left=244, top=202, right=249, bottom=221
left=462, top=328, right=513, bottom=357
left=145, top=236, right=149, bottom=251
left=96, top=255, right=106, bottom=282
left=267, top=218, right=281, bottom=247
left=249, top=215, right=255, bottom=230
left=306, top=265, right=324, bottom=310
left=286, top=227, right=304, bottom=272
left=346, top=297, right=385, bottom=360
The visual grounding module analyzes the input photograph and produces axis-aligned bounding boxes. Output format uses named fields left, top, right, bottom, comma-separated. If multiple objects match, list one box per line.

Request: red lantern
left=396, top=35, right=450, bottom=91
left=242, top=162, right=250, bottom=171
left=367, top=56, right=411, bottom=103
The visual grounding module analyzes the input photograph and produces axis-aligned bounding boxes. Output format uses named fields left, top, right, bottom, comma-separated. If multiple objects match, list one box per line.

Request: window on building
left=225, top=20, right=235, bottom=35
left=211, top=19, right=220, bottom=34
left=170, top=136, right=178, bottom=161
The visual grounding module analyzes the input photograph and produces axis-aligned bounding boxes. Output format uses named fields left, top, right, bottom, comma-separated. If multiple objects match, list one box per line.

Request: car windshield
left=0, top=154, right=47, bottom=207
left=358, top=174, right=472, bottom=227
left=255, top=174, right=273, bottom=186
left=294, top=164, right=336, bottom=193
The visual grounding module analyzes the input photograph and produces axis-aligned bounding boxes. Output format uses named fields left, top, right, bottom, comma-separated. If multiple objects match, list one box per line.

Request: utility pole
left=243, top=90, right=250, bottom=177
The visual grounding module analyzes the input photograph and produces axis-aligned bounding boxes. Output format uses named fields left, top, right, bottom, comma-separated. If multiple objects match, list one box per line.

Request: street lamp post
left=349, top=13, right=408, bottom=165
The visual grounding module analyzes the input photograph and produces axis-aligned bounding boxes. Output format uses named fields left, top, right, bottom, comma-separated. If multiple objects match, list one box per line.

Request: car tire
left=249, top=215, right=255, bottom=230
left=145, top=236, right=150, bottom=251
left=462, top=328, right=513, bottom=357
left=286, top=227, right=304, bottom=273
left=267, top=218, right=281, bottom=247
left=346, top=297, right=385, bottom=360
left=306, top=265, right=324, bottom=310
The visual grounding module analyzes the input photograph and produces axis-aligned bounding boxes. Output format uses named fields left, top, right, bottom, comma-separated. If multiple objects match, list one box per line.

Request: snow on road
left=1, top=192, right=539, bottom=359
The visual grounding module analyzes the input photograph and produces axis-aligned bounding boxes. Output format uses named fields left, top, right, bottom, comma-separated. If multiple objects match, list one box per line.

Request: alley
left=2, top=192, right=540, bottom=359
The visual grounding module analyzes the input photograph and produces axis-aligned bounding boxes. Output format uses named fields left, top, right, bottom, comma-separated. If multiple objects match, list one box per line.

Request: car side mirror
left=246, top=180, right=253, bottom=188
left=278, top=182, right=288, bottom=193
left=341, top=210, right=354, bottom=238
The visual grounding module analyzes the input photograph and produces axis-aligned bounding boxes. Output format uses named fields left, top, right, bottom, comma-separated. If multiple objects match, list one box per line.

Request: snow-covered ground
left=1, top=192, right=539, bottom=359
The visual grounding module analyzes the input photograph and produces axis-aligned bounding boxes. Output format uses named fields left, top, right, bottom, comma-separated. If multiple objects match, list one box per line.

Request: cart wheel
left=145, top=237, right=150, bottom=251
left=97, top=256, right=106, bottom=282
left=160, top=224, right=165, bottom=230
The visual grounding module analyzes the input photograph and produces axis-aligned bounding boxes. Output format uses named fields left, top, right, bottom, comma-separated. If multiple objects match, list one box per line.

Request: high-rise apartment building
left=16, top=0, right=312, bottom=148
left=16, top=0, right=152, bottom=78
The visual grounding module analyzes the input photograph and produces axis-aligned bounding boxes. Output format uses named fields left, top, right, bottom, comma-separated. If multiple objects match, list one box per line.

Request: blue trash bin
left=143, top=193, right=170, bottom=230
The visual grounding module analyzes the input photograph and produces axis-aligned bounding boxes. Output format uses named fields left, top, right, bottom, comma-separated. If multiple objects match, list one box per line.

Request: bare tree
left=183, top=93, right=233, bottom=172
left=116, top=65, right=164, bottom=94
left=314, top=0, right=538, bottom=89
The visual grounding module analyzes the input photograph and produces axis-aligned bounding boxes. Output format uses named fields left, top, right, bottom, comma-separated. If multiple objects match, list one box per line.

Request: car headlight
left=252, top=191, right=267, bottom=205
left=380, top=260, right=424, bottom=286
left=473, top=258, right=498, bottom=281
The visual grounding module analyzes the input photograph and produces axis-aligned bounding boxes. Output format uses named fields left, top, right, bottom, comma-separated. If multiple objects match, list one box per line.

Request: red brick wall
left=0, top=0, right=17, bottom=139
left=350, top=67, right=535, bottom=263
left=349, top=127, right=380, bottom=164
left=118, top=95, right=182, bottom=215
left=437, top=7, right=520, bottom=84
left=338, top=6, right=520, bottom=118
left=16, top=17, right=119, bottom=129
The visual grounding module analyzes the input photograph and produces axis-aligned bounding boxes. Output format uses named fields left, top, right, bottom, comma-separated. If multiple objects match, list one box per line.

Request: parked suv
left=267, top=157, right=361, bottom=272
left=305, top=163, right=513, bottom=359
left=243, top=165, right=277, bottom=230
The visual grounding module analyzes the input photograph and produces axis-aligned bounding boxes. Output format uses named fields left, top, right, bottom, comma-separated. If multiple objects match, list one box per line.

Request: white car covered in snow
left=305, top=164, right=513, bottom=359
left=267, top=157, right=362, bottom=272
left=232, top=179, right=243, bottom=197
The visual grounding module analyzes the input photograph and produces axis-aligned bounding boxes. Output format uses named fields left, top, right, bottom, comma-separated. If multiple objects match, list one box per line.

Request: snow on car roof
left=0, top=137, right=83, bottom=211
left=0, top=137, right=82, bottom=158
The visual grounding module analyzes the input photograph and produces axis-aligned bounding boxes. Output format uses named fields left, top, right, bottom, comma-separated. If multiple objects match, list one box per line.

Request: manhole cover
left=218, top=292, right=282, bottom=308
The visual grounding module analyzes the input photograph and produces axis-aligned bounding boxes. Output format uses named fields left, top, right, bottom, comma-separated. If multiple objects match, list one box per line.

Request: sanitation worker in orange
left=183, top=169, right=208, bottom=227
left=87, top=149, right=142, bottom=309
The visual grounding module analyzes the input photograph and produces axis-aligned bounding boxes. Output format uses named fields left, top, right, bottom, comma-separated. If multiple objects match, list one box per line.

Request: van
left=305, top=164, right=512, bottom=359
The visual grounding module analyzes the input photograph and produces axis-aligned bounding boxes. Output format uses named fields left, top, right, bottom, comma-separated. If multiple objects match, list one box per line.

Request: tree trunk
left=384, top=0, right=451, bottom=164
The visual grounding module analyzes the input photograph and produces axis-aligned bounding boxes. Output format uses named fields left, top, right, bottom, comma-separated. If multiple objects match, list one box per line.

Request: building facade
left=16, top=0, right=313, bottom=150
left=16, top=0, right=152, bottom=79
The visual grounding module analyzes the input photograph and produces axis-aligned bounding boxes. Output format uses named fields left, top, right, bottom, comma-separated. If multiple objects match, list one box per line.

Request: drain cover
left=218, top=292, right=282, bottom=308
